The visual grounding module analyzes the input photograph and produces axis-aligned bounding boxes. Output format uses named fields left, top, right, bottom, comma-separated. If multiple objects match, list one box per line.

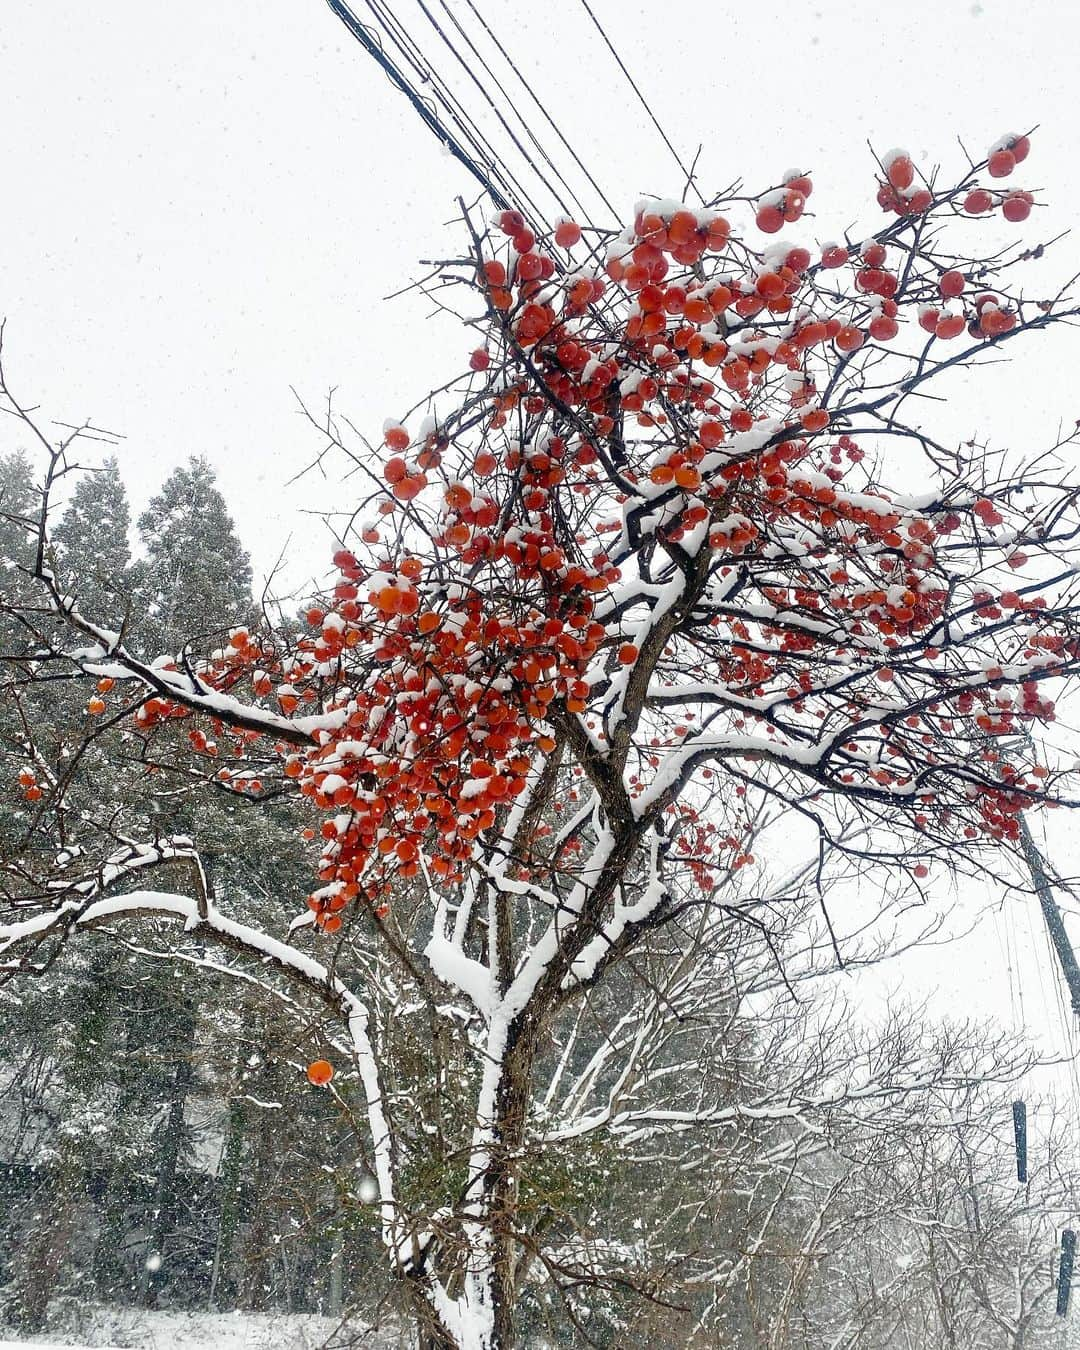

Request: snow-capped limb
left=501, top=805, right=618, bottom=1017
left=48, top=833, right=209, bottom=913
left=632, top=730, right=839, bottom=819
left=0, top=891, right=388, bottom=1184
left=0, top=877, right=496, bottom=1345
left=562, top=826, right=668, bottom=987
left=539, top=990, right=672, bottom=1138
left=52, top=617, right=332, bottom=748
left=475, top=858, right=560, bottom=912
left=0, top=883, right=468, bottom=1329
left=424, top=893, right=495, bottom=1019
left=0, top=834, right=206, bottom=962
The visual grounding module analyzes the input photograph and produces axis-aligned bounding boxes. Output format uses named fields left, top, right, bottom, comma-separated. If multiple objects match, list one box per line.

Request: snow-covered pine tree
left=0, top=449, right=41, bottom=855
left=52, top=457, right=135, bottom=632
left=0, top=454, right=318, bottom=1323
left=136, top=457, right=254, bottom=658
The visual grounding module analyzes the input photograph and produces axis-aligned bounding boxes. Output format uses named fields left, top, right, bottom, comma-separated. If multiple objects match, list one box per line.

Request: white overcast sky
left=3, top=0, right=1080, bottom=1090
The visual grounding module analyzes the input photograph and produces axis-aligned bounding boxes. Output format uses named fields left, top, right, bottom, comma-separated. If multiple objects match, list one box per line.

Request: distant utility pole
left=1019, top=815, right=1080, bottom=1017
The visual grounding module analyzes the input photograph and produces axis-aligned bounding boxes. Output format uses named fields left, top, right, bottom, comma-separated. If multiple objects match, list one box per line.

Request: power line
left=456, top=0, right=621, bottom=223
left=323, top=0, right=513, bottom=211
left=414, top=0, right=582, bottom=225
left=328, top=0, right=690, bottom=230
left=360, top=0, right=554, bottom=226
left=328, top=0, right=568, bottom=226
left=577, top=0, right=704, bottom=204
left=327, top=0, right=602, bottom=234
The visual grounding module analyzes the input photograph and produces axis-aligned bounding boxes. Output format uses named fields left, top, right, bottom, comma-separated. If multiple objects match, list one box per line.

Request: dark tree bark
left=141, top=1028, right=196, bottom=1307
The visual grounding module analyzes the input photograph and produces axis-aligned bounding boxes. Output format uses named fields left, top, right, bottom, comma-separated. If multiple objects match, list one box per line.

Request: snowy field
left=0, top=1305, right=405, bottom=1349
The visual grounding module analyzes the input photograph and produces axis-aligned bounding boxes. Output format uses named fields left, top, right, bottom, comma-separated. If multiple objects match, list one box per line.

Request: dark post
left=1012, top=1100, right=1027, bottom=1182
left=1019, top=817, right=1080, bottom=1017
left=1057, top=1229, right=1076, bottom=1316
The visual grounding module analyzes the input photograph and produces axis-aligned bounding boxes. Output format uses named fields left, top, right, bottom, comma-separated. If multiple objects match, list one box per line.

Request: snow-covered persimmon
left=755, top=202, right=784, bottom=233
left=554, top=219, right=582, bottom=248
left=868, top=315, right=898, bottom=341
left=1003, top=191, right=1033, bottom=223
left=384, top=424, right=409, bottom=451
left=988, top=148, right=1016, bottom=178
left=885, top=151, right=914, bottom=191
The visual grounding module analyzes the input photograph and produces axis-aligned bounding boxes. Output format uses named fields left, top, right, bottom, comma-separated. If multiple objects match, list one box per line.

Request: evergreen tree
left=136, top=457, right=254, bottom=656
left=2, top=452, right=364, bottom=1330
left=0, top=450, right=40, bottom=858
left=52, top=457, right=135, bottom=631
left=126, top=456, right=319, bottom=1311
left=1, top=454, right=295, bottom=1325
left=124, top=458, right=254, bottom=1306
left=1, top=455, right=148, bottom=1327
left=0, top=449, right=36, bottom=605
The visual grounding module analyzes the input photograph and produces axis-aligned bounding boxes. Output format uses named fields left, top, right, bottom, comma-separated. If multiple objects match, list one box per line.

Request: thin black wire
left=359, top=0, right=527, bottom=205
left=324, top=0, right=513, bottom=210
left=435, top=0, right=594, bottom=224
left=330, top=0, right=630, bottom=234
left=333, top=0, right=701, bottom=233
left=457, top=0, right=621, bottom=224
left=411, top=0, right=578, bottom=227
left=577, top=0, right=705, bottom=205
left=331, top=0, right=554, bottom=226
left=329, top=0, right=614, bottom=234
left=358, top=0, right=548, bottom=221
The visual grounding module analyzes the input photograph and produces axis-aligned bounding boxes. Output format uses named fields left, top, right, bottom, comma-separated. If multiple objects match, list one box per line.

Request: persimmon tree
left=4, top=132, right=1080, bottom=1349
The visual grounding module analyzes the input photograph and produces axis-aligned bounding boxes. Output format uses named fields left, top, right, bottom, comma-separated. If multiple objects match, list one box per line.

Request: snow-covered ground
left=0, top=1304, right=406, bottom=1349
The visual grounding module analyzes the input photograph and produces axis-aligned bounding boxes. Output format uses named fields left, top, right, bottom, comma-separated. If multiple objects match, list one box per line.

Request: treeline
left=0, top=453, right=391, bottom=1332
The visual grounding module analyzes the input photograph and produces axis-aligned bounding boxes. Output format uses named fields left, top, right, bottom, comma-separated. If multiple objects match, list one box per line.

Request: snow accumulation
left=0, top=1304, right=406, bottom=1348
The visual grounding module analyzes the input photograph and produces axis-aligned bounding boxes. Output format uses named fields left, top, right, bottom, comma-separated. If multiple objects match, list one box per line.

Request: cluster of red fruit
left=873, top=150, right=934, bottom=216
left=870, top=135, right=1034, bottom=225
left=294, top=514, right=623, bottom=930
left=274, top=140, right=1058, bottom=910
left=754, top=171, right=814, bottom=233
left=35, top=134, right=1064, bottom=927
left=963, top=134, right=1034, bottom=222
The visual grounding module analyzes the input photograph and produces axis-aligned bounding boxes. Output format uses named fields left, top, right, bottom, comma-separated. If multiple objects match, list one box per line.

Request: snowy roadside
left=0, top=1304, right=406, bottom=1349
left=0, top=1343, right=117, bottom=1349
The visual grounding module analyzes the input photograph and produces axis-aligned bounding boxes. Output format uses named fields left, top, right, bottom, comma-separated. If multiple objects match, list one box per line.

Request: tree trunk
left=459, top=1006, right=546, bottom=1350
left=326, top=1228, right=344, bottom=1317
left=141, top=1049, right=195, bottom=1307
left=208, top=1091, right=247, bottom=1309
left=489, top=1034, right=536, bottom=1348
left=240, top=1053, right=284, bottom=1311
left=91, top=1160, right=129, bottom=1301
left=7, top=1155, right=82, bottom=1332
left=418, top=1325, right=465, bottom=1350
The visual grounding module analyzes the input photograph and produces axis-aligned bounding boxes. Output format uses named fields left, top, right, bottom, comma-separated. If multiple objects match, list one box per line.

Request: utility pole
left=1019, top=815, right=1080, bottom=1018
